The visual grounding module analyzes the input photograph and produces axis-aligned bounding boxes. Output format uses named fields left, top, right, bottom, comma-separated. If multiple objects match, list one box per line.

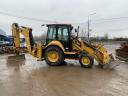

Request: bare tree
left=104, top=32, right=109, bottom=40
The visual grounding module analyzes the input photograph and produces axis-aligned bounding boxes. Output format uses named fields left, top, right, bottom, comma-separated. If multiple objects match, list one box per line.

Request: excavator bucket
left=8, top=54, right=25, bottom=60
left=7, top=47, right=26, bottom=60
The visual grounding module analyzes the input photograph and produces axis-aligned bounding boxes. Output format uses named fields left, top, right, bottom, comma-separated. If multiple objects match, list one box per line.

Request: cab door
left=46, top=26, right=57, bottom=44
left=57, top=26, right=70, bottom=51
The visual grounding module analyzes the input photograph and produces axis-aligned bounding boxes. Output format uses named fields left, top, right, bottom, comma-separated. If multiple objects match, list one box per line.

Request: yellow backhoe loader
left=10, top=23, right=115, bottom=68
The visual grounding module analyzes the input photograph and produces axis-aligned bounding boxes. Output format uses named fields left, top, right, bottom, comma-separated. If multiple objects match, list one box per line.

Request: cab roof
left=46, top=24, right=72, bottom=27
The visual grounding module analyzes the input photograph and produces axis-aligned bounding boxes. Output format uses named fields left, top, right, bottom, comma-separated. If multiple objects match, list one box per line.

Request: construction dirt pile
left=0, top=46, right=27, bottom=54
left=116, top=41, right=128, bottom=61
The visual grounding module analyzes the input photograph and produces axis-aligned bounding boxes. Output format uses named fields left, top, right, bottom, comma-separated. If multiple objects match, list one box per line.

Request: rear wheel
left=79, top=54, right=94, bottom=68
left=45, top=46, right=64, bottom=66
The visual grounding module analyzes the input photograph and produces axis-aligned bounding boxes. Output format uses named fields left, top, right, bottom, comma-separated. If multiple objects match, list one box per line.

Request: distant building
left=0, top=29, right=25, bottom=46
left=5, top=35, right=13, bottom=42
left=0, top=29, right=6, bottom=41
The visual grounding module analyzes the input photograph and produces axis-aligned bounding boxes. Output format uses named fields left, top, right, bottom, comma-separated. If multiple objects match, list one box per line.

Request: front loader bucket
left=101, top=54, right=120, bottom=69
left=102, top=60, right=120, bottom=70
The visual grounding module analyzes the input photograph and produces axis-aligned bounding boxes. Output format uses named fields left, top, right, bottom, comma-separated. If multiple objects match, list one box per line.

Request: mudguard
left=45, top=40, right=65, bottom=52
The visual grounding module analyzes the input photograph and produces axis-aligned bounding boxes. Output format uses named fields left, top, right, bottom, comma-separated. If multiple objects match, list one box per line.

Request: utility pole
left=87, top=18, right=90, bottom=42
left=87, top=13, right=96, bottom=43
left=77, top=26, right=79, bottom=39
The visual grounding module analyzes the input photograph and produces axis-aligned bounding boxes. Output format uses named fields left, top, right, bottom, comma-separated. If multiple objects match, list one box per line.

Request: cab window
left=58, top=26, right=68, bottom=41
left=47, top=26, right=56, bottom=39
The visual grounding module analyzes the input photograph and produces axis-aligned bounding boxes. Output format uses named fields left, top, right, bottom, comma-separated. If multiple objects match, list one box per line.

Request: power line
left=76, top=16, right=128, bottom=25
left=1, top=10, right=128, bottom=24
left=94, top=27, right=128, bottom=32
left=95, top=16, right=128, bottom=21
left=0, top=11, right=58, bottom=23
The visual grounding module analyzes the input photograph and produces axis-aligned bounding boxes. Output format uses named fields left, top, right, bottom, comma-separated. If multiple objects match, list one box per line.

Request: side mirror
left=75, top=29, right=77, bottom=33
left=71, top=26, right=73, bottom=30
left=41, top=24, right=45, bottom=27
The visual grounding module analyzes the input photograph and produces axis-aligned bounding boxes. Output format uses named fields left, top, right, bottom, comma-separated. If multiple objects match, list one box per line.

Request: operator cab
left=46, top=24, right=73, bottom=51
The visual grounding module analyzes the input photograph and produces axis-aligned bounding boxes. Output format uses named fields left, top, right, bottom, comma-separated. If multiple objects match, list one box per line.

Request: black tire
left=45, top=46, right=64, bottom=66
left=79, top=54, right=94, bottom=68
left=60, top=61, right=67, bottom=66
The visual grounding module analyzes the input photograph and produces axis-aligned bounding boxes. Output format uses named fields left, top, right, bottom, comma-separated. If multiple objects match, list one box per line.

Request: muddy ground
left=0, top=43, right=128, bottom=96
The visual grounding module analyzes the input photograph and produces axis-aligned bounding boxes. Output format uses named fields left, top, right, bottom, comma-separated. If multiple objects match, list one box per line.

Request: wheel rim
left=47, top=51, right=59, bottom=62
left=81, top=56, right=90, bottom=65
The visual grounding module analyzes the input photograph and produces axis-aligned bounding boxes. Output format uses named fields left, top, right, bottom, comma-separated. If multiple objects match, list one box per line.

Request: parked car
left=5, top=41, right=12, bottom=46
left=0, top=41, right=13, bottom=46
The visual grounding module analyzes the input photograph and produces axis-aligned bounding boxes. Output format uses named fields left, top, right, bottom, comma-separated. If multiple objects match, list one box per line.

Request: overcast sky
left=0, top=0, right=128, bottom=38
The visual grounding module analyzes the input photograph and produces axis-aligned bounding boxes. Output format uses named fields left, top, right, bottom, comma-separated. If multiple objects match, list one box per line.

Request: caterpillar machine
left=9, top=23, right=116, bottom=68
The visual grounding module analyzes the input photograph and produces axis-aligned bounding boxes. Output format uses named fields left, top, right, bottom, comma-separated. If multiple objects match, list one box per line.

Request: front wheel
left=45, top=46, right=64, bottom=66
left=79, top=54, right=94, bottom=68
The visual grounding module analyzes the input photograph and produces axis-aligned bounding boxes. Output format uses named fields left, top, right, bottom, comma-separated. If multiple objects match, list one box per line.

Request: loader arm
left=12, top=23, right=43, bottom=60
left=72, top=38, right=112, bottom=65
